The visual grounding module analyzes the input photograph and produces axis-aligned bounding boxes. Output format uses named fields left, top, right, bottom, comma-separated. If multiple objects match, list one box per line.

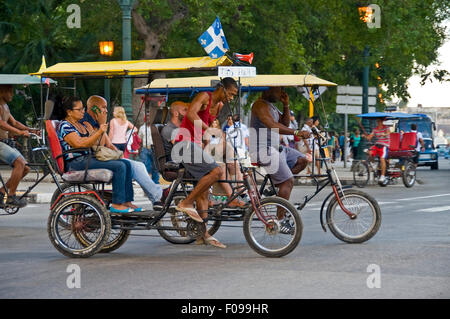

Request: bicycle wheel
left=157, top=192, right=221, bottom=244
left=326, top=189, right=381, bottom=244
left=47, top=195, right=111, bottom=258
left=402, top=160, right=416, bottom=188
left=243, top=197, right=302, bottom=258
left=353, top=161, right=370, bottom=188
left=76, top=225, right=130, bottom=253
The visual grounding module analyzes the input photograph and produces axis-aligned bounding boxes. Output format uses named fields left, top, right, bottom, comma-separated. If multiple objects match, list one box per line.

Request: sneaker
left=0, top=192, right=5, bottom=207
left=6, top=195, right=27, bottom=208
left=161, top=187, right=170, bottom=203
left=378, top=175, right=385, bottom=182
left=279, top=218, right=295, bottom=235
left=153, top=201, right=164, bottom=211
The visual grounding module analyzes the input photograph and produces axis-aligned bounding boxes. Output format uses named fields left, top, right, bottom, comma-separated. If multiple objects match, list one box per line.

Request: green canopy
left=0, top=74, right=56, bottom=85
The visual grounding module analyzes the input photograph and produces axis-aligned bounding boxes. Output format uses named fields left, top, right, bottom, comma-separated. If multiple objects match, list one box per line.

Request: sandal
left=175, top=205, right=203, bottom=223
left=204, top=236, right=227, bottom=249
left=228, top=198, right=247, bottom=208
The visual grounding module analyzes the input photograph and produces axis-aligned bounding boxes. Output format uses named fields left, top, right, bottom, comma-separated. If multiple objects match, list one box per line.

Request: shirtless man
left=0, top=85, right=40, bottom=207
left=250, top=87, right=310, bottom=233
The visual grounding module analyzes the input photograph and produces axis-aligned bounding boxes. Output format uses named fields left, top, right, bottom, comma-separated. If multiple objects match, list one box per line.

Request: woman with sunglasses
left=56, top=96, right=140, bottom=213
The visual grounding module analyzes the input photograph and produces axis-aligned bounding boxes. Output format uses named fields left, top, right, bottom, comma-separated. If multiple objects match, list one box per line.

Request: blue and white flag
left=198, top=17, right=229, bottom=59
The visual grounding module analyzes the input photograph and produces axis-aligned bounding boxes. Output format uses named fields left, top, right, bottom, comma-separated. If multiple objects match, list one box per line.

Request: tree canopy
left=1, top=0, right=449, bottom=130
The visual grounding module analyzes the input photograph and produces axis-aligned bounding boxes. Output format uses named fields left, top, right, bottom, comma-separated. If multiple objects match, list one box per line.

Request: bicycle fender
left=319, top=185, right=353, bottom=232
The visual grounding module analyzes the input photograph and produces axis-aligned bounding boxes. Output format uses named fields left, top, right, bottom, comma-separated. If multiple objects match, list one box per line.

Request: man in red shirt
left=365, top=118, right=390, bottom=183
left=173, top=77, right=238, bottom=248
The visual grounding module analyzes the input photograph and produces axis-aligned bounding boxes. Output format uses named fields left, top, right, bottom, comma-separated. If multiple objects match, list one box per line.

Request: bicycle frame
left=0, top=135, right=65, bottom=214
left=255, top=130, right=357, bottom=222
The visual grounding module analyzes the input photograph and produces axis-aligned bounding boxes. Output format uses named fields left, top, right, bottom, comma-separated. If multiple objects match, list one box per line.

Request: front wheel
left=402, top=160, right=416, bottom=188
left=326, top=189, right=381, bottom=244
left=243, top=197, right=302, bottom=258
left=353, top=161, right=370, bottom=188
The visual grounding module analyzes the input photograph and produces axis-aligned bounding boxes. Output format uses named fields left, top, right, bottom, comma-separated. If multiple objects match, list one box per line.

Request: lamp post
left=118, top=0, right=135, bottom=118
left=357, top=6, right=372, bottom=161
left=99, top=41, right=114, bottom=108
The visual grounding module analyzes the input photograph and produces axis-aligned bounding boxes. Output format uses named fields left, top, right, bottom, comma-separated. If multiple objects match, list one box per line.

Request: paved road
left=1, top=160, right=449, bottom=299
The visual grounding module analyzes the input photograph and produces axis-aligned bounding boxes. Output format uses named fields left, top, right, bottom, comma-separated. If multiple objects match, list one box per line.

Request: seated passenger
left=161, top=101, right=189, bottom=160
left=204, top=118, right=247, bottom=204
left=80, top=95, right=163, bottom=209
left=56, top=96, right=138, bottom=213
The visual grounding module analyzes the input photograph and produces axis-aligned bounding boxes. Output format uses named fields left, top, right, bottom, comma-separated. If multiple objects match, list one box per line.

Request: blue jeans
left=67, top=157, right=134, bottom=205
left=139, top=147, right=160, bottom=185
left=123, top=158, right=162, bottom=203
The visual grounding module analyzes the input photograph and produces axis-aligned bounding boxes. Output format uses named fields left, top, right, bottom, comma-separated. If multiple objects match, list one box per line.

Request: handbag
left=92, top=145, right=123, bottom=161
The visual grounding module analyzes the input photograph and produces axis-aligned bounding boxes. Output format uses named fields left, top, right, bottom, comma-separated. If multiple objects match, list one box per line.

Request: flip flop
left=228, top=198, right=248, bottom=208
left=175, top=205, right=203, bottom=223
left=204, top=236, right=227, bottom=249
left=110, top=207, right=134, bottom=214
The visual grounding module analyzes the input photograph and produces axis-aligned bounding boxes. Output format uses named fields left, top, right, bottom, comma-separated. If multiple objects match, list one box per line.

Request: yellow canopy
left=136, top=74, right=337, bottom=91
left=30, top=56, right=233, bottom=78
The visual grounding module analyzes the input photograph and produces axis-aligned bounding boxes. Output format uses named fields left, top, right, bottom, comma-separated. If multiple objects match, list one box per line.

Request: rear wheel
left=353, top=161, right=370, bottom=188
left=402, top=160, right=416, bottom=188
left=326, top=189, right=381, bottom=244
left=48, top=195, right=110, bottom=258
left=157, top=192, right=221, bottom=244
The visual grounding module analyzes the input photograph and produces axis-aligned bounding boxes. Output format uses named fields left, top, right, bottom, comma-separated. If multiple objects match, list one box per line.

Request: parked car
left=436, top=144, right=449, bottom=159
left=418, top=138, right=439, bottom=169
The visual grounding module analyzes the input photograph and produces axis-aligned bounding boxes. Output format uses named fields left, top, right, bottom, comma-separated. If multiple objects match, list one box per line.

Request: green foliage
left=1, top=0, right=449, bottom=131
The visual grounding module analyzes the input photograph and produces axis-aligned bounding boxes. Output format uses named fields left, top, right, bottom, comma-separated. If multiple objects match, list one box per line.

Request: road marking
left=417, top=206, right=450, bottom=213
left=398, top=193, right=450, bottom=201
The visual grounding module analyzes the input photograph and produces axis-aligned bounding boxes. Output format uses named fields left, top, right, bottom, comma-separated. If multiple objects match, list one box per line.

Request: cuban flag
left=198, top=17, right=229, bottom=59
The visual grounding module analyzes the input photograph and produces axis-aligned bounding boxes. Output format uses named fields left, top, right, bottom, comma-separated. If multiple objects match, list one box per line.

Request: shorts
left=370, top=145, right=389, bottom=159
left=251, top=145, right=305, bottom=185
left=0, top=141, right=26, bottom=166
left=172, top=141, right=219, bottom=180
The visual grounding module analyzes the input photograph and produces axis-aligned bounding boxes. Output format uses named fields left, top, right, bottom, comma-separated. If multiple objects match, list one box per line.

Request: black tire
left=353, top=161, right=370, bottom=188
left=243, top=197, right=302, bottom=258
left=157, top=192, right=221, bottom=244
left=48, top=195, right=111, bottom=258
left=326, top=189, right=381, bottom=244
left=402, top=160, right=416, bottom=188
left=76, top=227, right=131, bottom=253
left=431, top=162, right=438, bottom=170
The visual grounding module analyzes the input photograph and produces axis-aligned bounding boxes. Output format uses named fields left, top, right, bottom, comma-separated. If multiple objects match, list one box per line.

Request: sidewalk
left=1, top=159, right=365, bottom=204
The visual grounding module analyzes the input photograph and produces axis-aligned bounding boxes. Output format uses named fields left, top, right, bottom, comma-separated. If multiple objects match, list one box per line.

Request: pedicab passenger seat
left=45, top=120, right=113, bottom=183
left=150, top=124, right=181, bottom=182
left=388, top=132, right=417, bottom=159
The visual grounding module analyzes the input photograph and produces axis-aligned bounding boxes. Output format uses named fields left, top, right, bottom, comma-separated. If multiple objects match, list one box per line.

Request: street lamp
left=99, top=40, right=114, bottom=108
left=357, top=5, right=372, bottom=161
left=99, top=41, right=114, bottom=57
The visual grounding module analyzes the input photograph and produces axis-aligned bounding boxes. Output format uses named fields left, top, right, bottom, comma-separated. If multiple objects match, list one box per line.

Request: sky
left=406, top=21, right=450, bottom=108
